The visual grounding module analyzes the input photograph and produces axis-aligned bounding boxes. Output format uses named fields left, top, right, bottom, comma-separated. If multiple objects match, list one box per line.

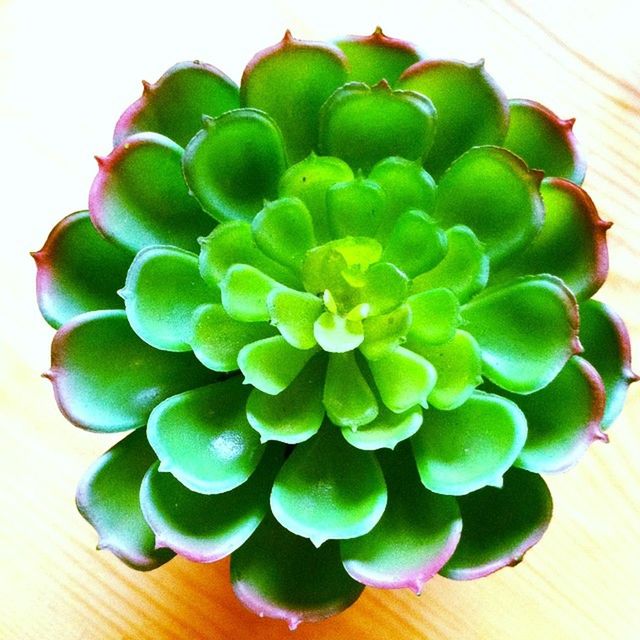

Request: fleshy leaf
left=33, top=210, right=131, bottom=329
left=335, top=28, right=421, bottom=86
left=89, top=132, right=212, bottom=253
left=368, top=347, right=436, bottom=413
left=360, top=304, right=412, bottom=361
left=190, top=303, right=276, bottom=372
left=76, top=429, right=174, bottom=570
left=399, top=59, right=509, bottom=178
left=241, top=32, right=348, bottom=162
left=361, top=262, right=409, bottom=315
left=220, top=264, right=283, bottom=322
left=139, top=445, right=283, bottom=563
left=501, top=356, right=606, bottom=473
left=251, top=197, right=316, bottom=273
left=441, top=468, right=552, bottom=580
left=412, top=391, right=528, bottom=496
left=314, top=312, right=365, bottom=353
left=341, top=404, right=422, bottom=451
left=231, top=515, right=364, bottom=629
left=247, top=355, right=327, bottom=444
left=278, top=153, right=354, bottom=244
left=147, top=378, right=264, bottom=495
left=407, top=330, right=482, bottom=410
left=122, top=246, right=216, bottom=351
left=411, top=225, right=489, bottom=303
left=502, top=99, right=586, bottom=184
left=368, top=157, right=437, bottom=242
left=320, top=81, right=436, bottom=173
left=461, top=275, right=580, bottom=393
left=406, top=288, right=460, bottom=346
left=433, top=146, right=544, bottom=265
left=114, top=61, right=240, bottom=148
left=48, top=310, right=215, bottom=432
left=238, top=336, right=316, bottom=395
left=267, top=287, right=323, bottom=349
left=324, top=351, right=379, bottom=429
left=326, top=177, right=386, bottom=238
left=341, top=444, right=461, bottom=592
left=491, top=178, right=609, bottom=300
left=270, top=426, right=387, bottom=546
left=381, top=209, right=447, bottom=278
left=579, top=299, right=637, bottom=429
left=183, top=108, right=287, bottom=223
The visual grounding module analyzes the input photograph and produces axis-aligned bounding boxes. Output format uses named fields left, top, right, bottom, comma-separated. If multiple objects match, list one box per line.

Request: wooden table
left=1, top=1, right=638, bottom=638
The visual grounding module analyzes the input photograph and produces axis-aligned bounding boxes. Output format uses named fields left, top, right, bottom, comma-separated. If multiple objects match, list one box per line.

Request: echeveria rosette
left=33, top=29, right=635, bottom=629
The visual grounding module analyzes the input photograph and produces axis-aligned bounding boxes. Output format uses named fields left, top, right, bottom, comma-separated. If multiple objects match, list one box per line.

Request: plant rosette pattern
left=34, top=28, right=635, bottom=629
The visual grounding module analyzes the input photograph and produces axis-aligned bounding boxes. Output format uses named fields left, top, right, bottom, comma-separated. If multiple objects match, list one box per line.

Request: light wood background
left=1, top=1, right=638, bottom=638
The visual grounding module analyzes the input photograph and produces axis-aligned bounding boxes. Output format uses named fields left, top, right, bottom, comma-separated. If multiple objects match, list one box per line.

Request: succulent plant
left=34, top=28, right=635, bottom=629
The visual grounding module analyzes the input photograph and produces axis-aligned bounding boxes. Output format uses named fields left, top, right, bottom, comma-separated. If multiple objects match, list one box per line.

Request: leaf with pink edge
left=76, top=428, right=174, bottom=570
left=33, top=210, right=132, bottom=329
left=231, top=515, right=364, bottom=629
left=49, top=310, right=215, bottom=432
left=440, top=468, right=552, bottom=580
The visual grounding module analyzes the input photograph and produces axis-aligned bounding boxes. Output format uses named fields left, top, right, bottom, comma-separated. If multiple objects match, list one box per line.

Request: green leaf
left=183, top=108, right=287, bottom=223
left=579, top=299, right=637, bottom=429
left=412, top=391, right=528, bottom=496
left=407, top=288, right=460, bottom=346
left=241, top=32, right=348, bottom=162
left=491, top=178, right=610, bottom=300
left=441, top=468, right=552, bottom=580
left=238, top=336, right=316, bottom=395
left=76, top=429, right=174, bottom=570
left=323, top=351, right=379, bottom=428
left=139, top=445, right=283, bottom=562
left=219, top=264, right=283, bottom=322
left=326, top=176, right=386, bottom=238
left=122, top=246, right=216, bottom=351
left=114, top=61, right=240, bottom=148
left=502, top=99, right=586, bottom=185
left=48, top=310, right=215, bottom=432
left=433, top=146, right=544, bottom=266
left=361, top=262, right=409, bottom=315
left=89, top=132, right=213, bottom=253
left=314, top=311, right=365, bottom=353
left=399, top=59, right=509, bottom=178
left=33, top=210, right=131, bottom=329
left=461, top=275, right=580, bottom=393
left=360, top=304, right=412, bottom=361
left=190, top=303, right=276, bottom=372
left=147, top=378, right=264, bottom=494
left=231, top=515, right=364, bottom=629
left=319, top=81, right=436, bottom=173
left=267, top=287, right=323, bottom=349
left=341, top=444, right=461, bottom=592
left=246, top=355, right=327, bottom=444
left=270, top=427, right=387, bottom=546
left=381, top=209, right=447, bottom=277
left=335, top=28, right=420, bottom=86
left=411, top=225, right=489, bottom=303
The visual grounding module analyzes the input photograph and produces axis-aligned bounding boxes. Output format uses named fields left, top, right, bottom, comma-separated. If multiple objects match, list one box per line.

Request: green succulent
left=34, top=28, right=635, bottom=629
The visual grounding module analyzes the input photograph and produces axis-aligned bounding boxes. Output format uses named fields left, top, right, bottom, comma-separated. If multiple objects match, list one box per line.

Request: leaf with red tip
left=433, top=146, right=544, bottom=266
left=89, top=133, right=213, bottom=253
left=579, top=299, right=637, bottom=429
left=114, top=61, right=240, bottom=148
left=399, top=59, right=509, bottom=177
left=335, top=28, right=421, bottom=86
left=440, top=468, right=552, bottom=580
left=412, top=391, right=528, bottom=496
left=183, top=109, right=287, bottom=223
left=241, top=32, right=348, bottom=162
left=49, top=310, right=215, bottom=432
left=502, top=99, right=586, bottom=184
left=461, top=275, right=580, bottom=393
left=33, top=210, right=131, bottom=329
left=270, top=427, right=387, bottom=546
left=319, top=81, right=436, bottom=172
left=76, top=429, right=174, bottom=570
left=341, top=444, right=461, bottom=592
left=491, top=178, right=609, bottom=299
left=139, top=445, right=283, bottom=563
left=231, top=515, right=364, bottom=629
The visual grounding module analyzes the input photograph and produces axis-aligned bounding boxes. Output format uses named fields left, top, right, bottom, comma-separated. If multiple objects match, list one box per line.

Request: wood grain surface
left=1, top=1, right=638, bottom=638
